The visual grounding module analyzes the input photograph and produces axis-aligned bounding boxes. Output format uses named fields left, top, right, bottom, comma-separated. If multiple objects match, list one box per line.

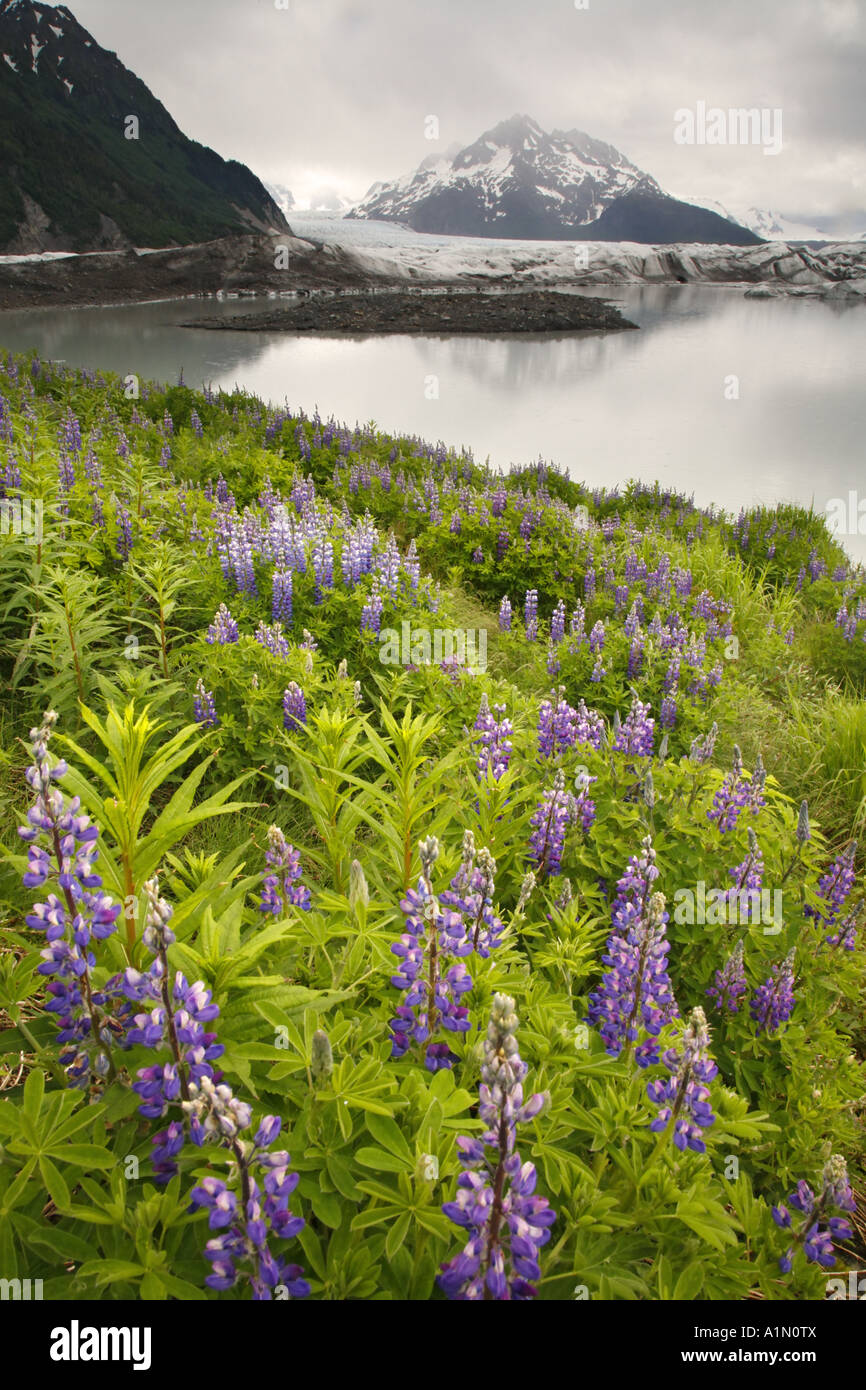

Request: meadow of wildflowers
left=0, top=348, right=863, bottom=1302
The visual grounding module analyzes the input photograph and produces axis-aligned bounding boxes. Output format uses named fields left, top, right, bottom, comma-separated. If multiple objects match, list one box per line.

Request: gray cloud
left=68, top=0, right=866, bottom=217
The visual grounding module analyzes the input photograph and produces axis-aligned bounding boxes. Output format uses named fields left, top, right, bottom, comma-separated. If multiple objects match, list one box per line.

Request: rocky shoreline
left=1, top=229, right=864, bottom=316
left=0, top=233, right=390, bottom=311
left=179, top=288, right=637, bottom=335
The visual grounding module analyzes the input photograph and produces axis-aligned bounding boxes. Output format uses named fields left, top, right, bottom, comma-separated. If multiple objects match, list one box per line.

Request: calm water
left=1, top=282, right=864, bottom=559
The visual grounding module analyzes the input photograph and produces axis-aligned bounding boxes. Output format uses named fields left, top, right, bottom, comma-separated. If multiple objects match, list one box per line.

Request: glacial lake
left=1, top=280, right=864, bottom=561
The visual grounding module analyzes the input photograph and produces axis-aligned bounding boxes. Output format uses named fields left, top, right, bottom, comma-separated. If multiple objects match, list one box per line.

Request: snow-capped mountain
left=677, top=198, right=830, bottom=243
left=676, top=198, right=866, bottom=244
left=736, top=207, right=829, bottom=243
left=0, top=0, right=288, bottom=252
left=348, top=114, right=760, bottom=245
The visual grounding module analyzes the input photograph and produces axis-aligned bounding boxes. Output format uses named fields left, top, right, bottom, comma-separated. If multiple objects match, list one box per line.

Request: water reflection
left=0, top=288, right=863, bottom=559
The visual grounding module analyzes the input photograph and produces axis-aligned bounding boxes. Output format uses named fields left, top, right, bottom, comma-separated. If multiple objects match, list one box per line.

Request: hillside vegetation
left=0, top=348, right=863, bottom=1301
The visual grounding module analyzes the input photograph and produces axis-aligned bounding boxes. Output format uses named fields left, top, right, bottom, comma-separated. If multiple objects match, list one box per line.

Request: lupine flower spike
left=773, top=1155, right=855, bottom=1273
left=750, top=948, right=796, bottom=1035
left=587, top=887, right=678, bottom=1066
left=438, top=993, right=555, bottom=1299
left=19, top=710, right=124, bottom=1084
left=188, top=1110, right=309, bottom=1299
left=440, top=832, right=505, bottom=957
left=388, top=837, right=473, bottom=1070
left=706, top=940, right=748, bottom=1015
left=646, top=1006, right=718, bottom=1153
left=259, top=827, right=312, bottom=915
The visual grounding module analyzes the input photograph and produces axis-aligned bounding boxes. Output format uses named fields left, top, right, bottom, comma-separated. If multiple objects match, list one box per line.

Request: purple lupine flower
left=537, top=691, right=573, bottom=759
left=255, top=621, right=290, bottom=659
left=725, top=828, right=764, bottom=922
left=18, top=711, right=124, bottom=1086
left=587, top=889, right=678, bottom=1067
left=706, top=939, right=748, bottom=1015
left=312, top=538, right=334, bottom=602
left=804, top=841, right=856, bottom=932
left=115, top=502, right=133, bottom=560
left=388, top=837, right=472, bottom=1070
left=193, top=679, right=219, bottom=728
left=272, top=568, right=293, bottom=627
left=524, top=590, right=538, bottom=642
left=438, top=993, right=555, bottom=1300
left=440, top=832, right=504, bottom=958
left=627, top=632, right=645, bottom=679
left=773, top=1155, right=854, bottom=1274
left=660, top=696, right=677, bottom=729
left=689, top=721, right=718, bottom=766
left=121, top=884, right=224, bottom=1142
left=474, top=695, right=513, bottom=781
left=360, top=587, right=384, bottom=638
left=206, top=604, right=239, bottom=645
left=190, top=1137, right=309, bottom=1300
left=59, top=407, right=82, bottom=457
left=573, top=770, right=597, bottom=832
left=588, top=619, right=605, bottom=653
left=707, top=747, right=751, bottom=833
left=282, top=682, right=307, bottom=732
left=528, top=770, right=578, bottom=878
left=749, top=753, right=767, bottom=814
left=574, top=699, right=605, bottom=750
left=550, top=600, right=566, bottom=644
left=646, top=1006, right=718, bottom=1153
left=499, top=596, right=512, bottom=632
left=190, top=409, right=204, bottom=438
left=610, top=834, right=659, bottom=935
left=750, top=948, right=796, bottom=1035
left=613, top=693, right=655, bottom=758
left=228, top=530, right=258, bottom=597
left=259, top=826, right=312, bottom=915
left=824, top=907, right=858, bottom=952
left=122, top=880, right=308, bottom=1304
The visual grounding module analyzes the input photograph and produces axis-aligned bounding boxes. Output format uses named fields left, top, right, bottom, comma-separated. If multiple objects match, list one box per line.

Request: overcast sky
left=68, top=0, right=865, bottom=221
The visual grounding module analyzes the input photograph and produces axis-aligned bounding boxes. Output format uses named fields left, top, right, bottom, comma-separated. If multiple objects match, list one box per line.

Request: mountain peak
left=349, top=115, right=760, bottom=245
left=484, top=113, right=546, bottom=143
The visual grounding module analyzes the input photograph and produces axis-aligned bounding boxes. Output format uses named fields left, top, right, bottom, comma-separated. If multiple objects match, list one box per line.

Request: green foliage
left=0, top=350, right=863, bottom=1303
